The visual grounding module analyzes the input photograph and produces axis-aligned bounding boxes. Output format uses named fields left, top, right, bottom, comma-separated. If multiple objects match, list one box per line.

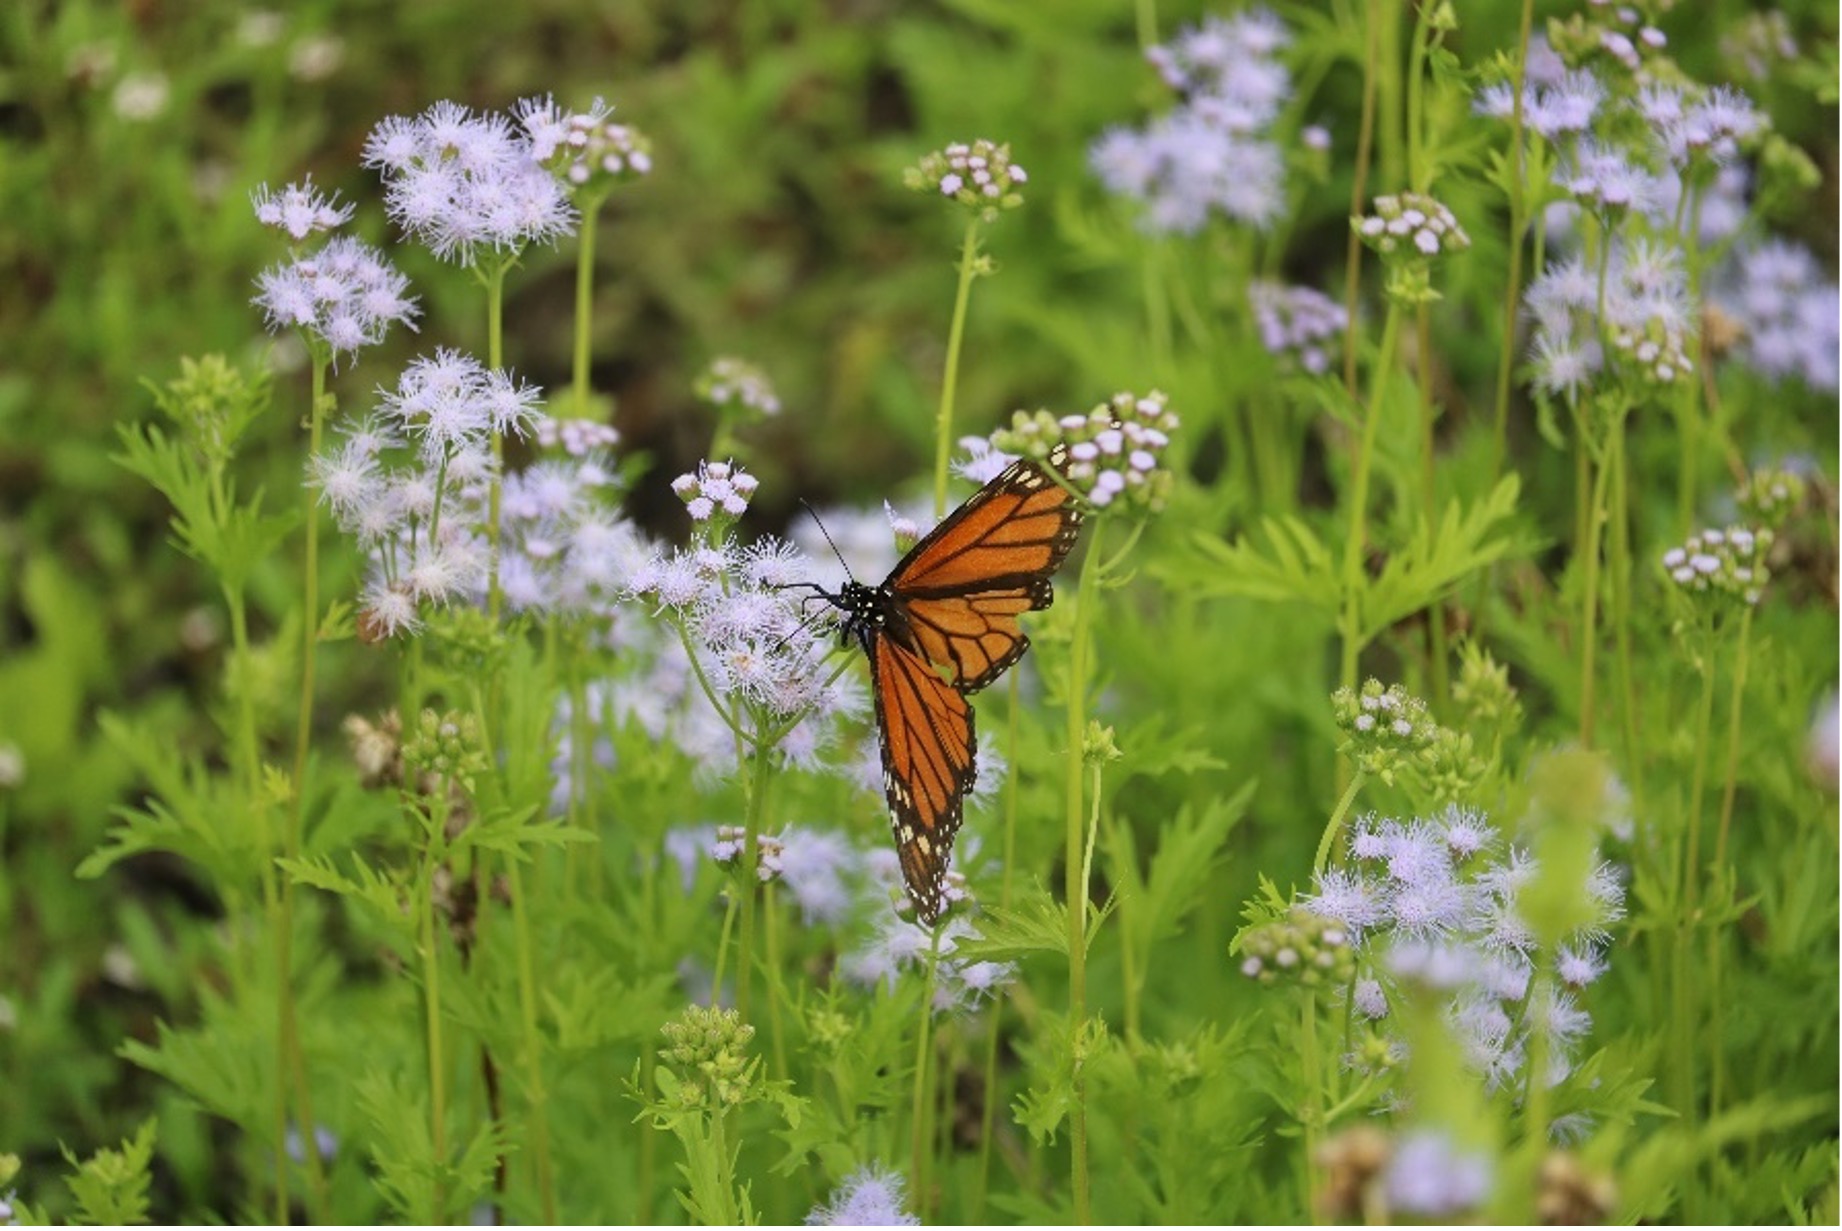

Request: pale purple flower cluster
left=1090, top=9, right=1290, bottom=233
left=252, top=228, right=419, bottom=366
left=1661, top=525, right=1772, bottom=607
left=307, top=350, right=540, bottom=638
left=1248, top=280, right=1348, bottom=375
left=1473, top=69, right=1603, bottom=141
left=1715, top=240, right=1840, bottom=392
left=840, top=912, right=1016, bottom=1016
left=671, top=459, right=760, bottom=525
left=995, top=391, right=1179, bottom=511
left=1523, top=242, right=1695, bottom=400
left=905, top=139, right=1028, bottom=221
left=1306, top=806, right=1624, bottom=1096
left=497, top=426, right=645, bottom=614
left=805, top=1164, right=919, bottom=1227
left=251, top=177, right=353, bottom=240
left=362, top=100, right=578, bottom=265
left=631, top=536, right=866, bottom=757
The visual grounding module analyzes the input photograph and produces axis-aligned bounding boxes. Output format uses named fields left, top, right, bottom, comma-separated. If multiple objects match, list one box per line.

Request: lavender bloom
left=806, top=1164, right=920, bottom=1226
left=776, top=826, right=859, bottom=924
left=363, top=100, right=578, bottom=264
left=671, top=459, right=759, bottom=526
left=1383, top=1130, right=1493, bottom=1217
left=1249, top=281, right=1348, bottom=375
left=1354, top=193, right=1470, bottom=259
left=1147, top=9, right=1292, bottom=120
left=1715, top=240, right=1841, bottom=392
left=253, top=235, right=419, bottom=366
left=1091, top=110, right=1286, bottom=233
left=1474, top=69, right=1604, bottom=142
left=905, top=139, right=1028, bottom=221
left=994, top=391, right=1180, bottom=512
left=1522, top=242, right=1695, bottom=399
left=840, top=912, right=1012, bottom=1014
left=954, top=435, right=1018, bottom=485
left=695, top=356, right=782, bottom=418
left=252, top=178, right=354, bottom=240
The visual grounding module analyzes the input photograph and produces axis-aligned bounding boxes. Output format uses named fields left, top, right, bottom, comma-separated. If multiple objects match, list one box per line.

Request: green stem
left=1490, top=0, right=1537, bottom=480
left=1134, top=0, right=1157, bottom=50
left=1313, top=770, right=1368, bottom=879
left=1610, top=421, right=1642, bottom=794
left=573, top=196, right=605, bottom=417
left=279, top=358, right=330, bottom=1220
left=1577, top=407, right=1620, bottom=748
left=1707, top=606, right=1753, bottom=1120
left=1338, top=299, right=1405, bottom=696
left=1299, top=991, right=1324, bottom=1222
left=735, top=721, right=774, bottom=1024
left=506, top=855, right=557, bottom=1223
left=421, top=814, right=451, bottom=1223
left=710, top=890, right=739, bottom=1007
left=1064, top=517, right=1104, bottom=1226
left=911, top=928, right=943, bottom=1216
left=483, top=256, right=509, bottom=622
left=1341, top=0, right=1383, bottom=396
left=1416, top=303, right=1448, bottom=709
left=934, top=218, right=983, bottom=521
left=971, top=672, right=1024, bottom=1222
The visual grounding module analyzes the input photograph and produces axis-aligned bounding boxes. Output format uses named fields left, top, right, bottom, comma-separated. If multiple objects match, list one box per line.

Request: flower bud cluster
left=1735, top=465, right=1807, bottom=530
left=401, top=708, right=489, bottom=789
left=1453, top=642, right=1522, bottom=736
left=1661, top=525, right=1773, bottom=606
left=671, top=460, right=759, bottom=526
left=1248, top=281, right=1348, bottom=375
left=1237, top=906, right=1357, bottom=988
left=1333, top=680, right=1437, bottom=784
left=1354, top=193, right=1470, bottom=260
left=994, top=391, right=1178, bottom=512
left=659, top=1005, right=759, bottom=1111
left=695, top=356, right=782, bottom=419
left=711, top=825, right=784, bottom=882
left=905, top=139, right=1027, bottom=221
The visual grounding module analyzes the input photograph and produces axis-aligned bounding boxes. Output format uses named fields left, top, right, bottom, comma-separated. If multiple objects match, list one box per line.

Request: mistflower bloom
left=536, top=414, right=621, bottom=457
left=1383, top=1130, right=1493, bottom=1217
left=1146, top=9, right=1292, bottom=119
left=1721, top=11, right=1799, bottom=81
left=806, top=1164, right=920, bottom=1227
left=1522, top=243, right=1695, bottom=399
left=378, top=348, right=540, bottom=460
left=1090, top=110, right=1286, bottom=233
left=994, top=390, right=1179, bottom=512
left=518, top=95, right=655, bottom=190
left=905, top=139, right=1027, bottom=221
left=1657, top=85, right=1765, bottom=169
left=363, top=100, right=578, bottom=264
left=253, top=235, right=420, bottom=366
left=840, top=912, right=1010, bottom=1014
left=695, top=356, right=782, bottom=418
left=1354, top=192, right=1470, bottom=259
left=712, top=825, right=785, bottom=881
left=671, top=459, right=760, bottom=527
left=1474, top=68, right=1604, bottom=142
left=1249, top=280, right=1348, bottom=374
left=1715, top=239, right=1841, bottom=392
left=1660, top=524, right=1774, bottom=607
left=252, top=178, right=354, bottom=240
left=954, top=435, right=1017, bottom=485
left=1735, top=464, right=1808, bottom=531
left=1560, top=139, right=1660, bottom=218
left=775, top=826, right=859, bottom=924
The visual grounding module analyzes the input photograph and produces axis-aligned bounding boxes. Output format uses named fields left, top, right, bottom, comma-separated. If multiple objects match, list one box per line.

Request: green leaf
left=1358, top=474, right=1528, bottom=641
left=60, top=1119, right=157, bottom=1226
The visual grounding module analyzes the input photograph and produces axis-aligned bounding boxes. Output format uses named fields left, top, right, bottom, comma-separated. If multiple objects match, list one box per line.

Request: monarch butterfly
left=819, top=447, right=1084, bottom=925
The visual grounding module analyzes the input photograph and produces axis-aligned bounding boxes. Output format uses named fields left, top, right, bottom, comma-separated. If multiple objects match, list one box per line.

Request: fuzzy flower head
left=1090, top=110, right=1286, bottom=234
left=362, top=100, right=578, bottom=265
left=695, top=356, right=782, bottom=420
left=905, top=139, right=1027, bottom=222
left=1522, top=243, right=1695, bottom=400
left=994, top=391, right=1179, bottom=513
left=251, top=177, right=353, bottom=241
left=378, top=348, right=541, bottom=462
left=252, top=235, right=420, bottom=366
left=1473, top=68, right=1604, bottom=142
left=671, top=459, right=760, bottom=537
left=1383, top=1130, right=1494, bottom=1219
left=1660, top=524, right=1774, bottom=609
left=806, top=1163, right=920, bottom=1226
left=1249, top=281, right=1348, bottom=375
left=1715, top=240, right=1840, bottom=393
left=839, top=912, right=1012, bottom=1015
left=1147, top=9, right=1292, bottom=118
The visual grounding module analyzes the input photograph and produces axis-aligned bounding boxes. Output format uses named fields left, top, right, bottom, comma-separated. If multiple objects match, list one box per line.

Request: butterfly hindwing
left=871, top=633, right=976, bottom=924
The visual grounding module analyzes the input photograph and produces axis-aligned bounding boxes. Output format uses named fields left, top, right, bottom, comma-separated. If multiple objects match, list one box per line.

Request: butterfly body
left=821, top=451, right=1083, bottom=924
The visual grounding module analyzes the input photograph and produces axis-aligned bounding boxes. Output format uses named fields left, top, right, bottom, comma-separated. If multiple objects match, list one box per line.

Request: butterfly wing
left=890, top=451, right=1084, bottom=693
left=870, top=631, right=976, bottom=925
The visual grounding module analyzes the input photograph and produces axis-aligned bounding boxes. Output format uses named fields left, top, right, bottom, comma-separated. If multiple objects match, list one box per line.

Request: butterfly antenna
left=799, top=499, right=858, bottom=585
